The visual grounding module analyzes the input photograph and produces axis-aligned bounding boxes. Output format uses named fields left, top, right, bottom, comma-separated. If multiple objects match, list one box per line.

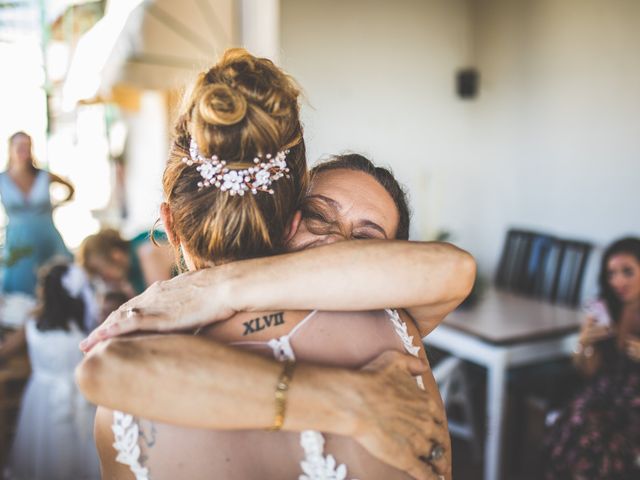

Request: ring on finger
left=126, top=307, right=140, bottom=319
left=419, top=444, right=445, bottom=464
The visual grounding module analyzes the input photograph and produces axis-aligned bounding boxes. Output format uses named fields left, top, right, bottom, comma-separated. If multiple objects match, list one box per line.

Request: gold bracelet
left=269, top=360, right=296, bottom=431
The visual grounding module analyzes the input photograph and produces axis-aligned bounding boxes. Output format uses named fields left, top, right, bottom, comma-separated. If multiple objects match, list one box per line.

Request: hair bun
left=197, top=83, right=248, bottom=127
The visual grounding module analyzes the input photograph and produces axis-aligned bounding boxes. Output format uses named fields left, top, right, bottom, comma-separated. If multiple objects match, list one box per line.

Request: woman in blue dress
left=0, top=131, right=74, bottom=295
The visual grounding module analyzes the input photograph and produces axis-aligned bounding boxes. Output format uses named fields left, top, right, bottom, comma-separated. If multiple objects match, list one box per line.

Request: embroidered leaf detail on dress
left=112, top=411, right=150, bottom=480
left=299, top=430, right=350, bottom=480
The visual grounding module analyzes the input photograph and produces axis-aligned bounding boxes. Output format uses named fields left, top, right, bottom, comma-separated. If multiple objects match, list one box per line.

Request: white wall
left=471, top=0, right=640, bottom=295
left=281, top=0, right=474, bottom=243
left=280, top=0, right=640, bottom=298
left=122, top=91, right=168, bottom=238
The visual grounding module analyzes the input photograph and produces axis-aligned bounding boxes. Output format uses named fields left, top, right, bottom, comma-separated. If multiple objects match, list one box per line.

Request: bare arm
left=82, top=240, right=475, bottom=350
left=223, top=240, right=474, bottom=335
left=77, top=334, right=446, bottom=480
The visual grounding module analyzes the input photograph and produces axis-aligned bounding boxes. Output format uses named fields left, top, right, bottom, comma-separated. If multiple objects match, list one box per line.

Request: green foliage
left=2, top=246, right=33, bottom=267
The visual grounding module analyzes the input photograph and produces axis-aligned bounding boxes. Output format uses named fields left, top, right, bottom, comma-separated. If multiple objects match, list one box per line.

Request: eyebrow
left=356, top=220, right=388, bottom=238
left=307, top=194, right=388, bottom=239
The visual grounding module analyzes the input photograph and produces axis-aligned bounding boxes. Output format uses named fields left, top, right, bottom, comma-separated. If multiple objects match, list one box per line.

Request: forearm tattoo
left=242, top=312, right=285, bottom=336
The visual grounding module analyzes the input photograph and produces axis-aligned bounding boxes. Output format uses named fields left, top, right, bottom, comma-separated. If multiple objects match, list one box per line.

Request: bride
left=89, top=49, right=473, bottom=480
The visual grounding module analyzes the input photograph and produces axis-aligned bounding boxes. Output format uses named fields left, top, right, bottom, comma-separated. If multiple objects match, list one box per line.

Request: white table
left=423, top=288, right=582, bottom=480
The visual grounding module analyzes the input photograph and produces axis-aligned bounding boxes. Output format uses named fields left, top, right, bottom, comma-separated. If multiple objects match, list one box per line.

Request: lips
left=615, top=288, right=629, bottom=298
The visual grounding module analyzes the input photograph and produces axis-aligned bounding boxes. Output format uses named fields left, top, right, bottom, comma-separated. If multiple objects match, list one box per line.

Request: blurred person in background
left=75, top=228, right=174, bottom=331
left=78, top=228, right=175, bottom=296
left=0, top=131, right=73, bottom=295
left=544, top=236, right=640, bottom=479
left=6, top=261, right=100, bottom=480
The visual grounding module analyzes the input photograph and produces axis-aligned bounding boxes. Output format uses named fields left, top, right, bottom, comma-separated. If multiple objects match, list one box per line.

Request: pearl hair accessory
left=182, top=138, right=290, bottom=196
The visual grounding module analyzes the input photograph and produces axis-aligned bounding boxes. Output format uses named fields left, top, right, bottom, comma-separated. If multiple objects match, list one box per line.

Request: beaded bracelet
left=269, top=360, right=296, bottom=431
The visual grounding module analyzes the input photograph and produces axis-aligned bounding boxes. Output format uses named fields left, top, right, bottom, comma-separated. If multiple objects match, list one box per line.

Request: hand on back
left=80, top=271, right=232, bottom=352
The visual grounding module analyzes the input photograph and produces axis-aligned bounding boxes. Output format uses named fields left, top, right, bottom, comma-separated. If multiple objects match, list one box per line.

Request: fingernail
left=79, top=339, right=87, bottom=350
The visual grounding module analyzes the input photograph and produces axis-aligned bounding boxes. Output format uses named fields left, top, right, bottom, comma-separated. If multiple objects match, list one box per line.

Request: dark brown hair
left=164, top=48, right=307, bottom=268
left=310, top=154, right=411, bottom=240
left=598, top=236, right=640, bottom=323
left=34, top=261, right=85, bottom=332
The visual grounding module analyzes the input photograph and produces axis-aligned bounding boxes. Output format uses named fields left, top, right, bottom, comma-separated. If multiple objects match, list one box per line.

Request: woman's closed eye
left=301, top=199, right=339, bottom=231
left=351, top=230, right=385, bottom=240
left=305, top=210, right=329, bottom=223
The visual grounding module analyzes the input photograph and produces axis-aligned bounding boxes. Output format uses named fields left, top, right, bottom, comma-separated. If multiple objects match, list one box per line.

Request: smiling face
left=606, top=253, right=640, bottom=304
left=287, top=168, right=400, bottom=251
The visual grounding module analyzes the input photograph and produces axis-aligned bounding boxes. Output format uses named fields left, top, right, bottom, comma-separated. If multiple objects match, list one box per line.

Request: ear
left=284, top=210, right=302, bottom=244
left=160, top=202, right=180, bottom=248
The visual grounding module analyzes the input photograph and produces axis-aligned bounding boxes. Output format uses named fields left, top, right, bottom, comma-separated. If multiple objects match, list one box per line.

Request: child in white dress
left=6, top=261, right=100, bottom=480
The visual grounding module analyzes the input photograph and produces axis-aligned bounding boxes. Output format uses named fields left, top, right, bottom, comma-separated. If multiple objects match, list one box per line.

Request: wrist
left=284, top=365, right=361, bottom=437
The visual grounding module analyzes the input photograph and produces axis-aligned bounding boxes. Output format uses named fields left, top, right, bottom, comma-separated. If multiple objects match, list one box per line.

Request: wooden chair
left=496, top=229, right=591, bottom=307
left=547, top=239, right=592, bottom=307
left=495, top=229, right=540, bottom=293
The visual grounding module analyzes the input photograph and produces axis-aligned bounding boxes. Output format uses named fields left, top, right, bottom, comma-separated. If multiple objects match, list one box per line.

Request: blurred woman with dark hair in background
left=544, top=237, right=640, bottom=479
left=7, top=261, right=99, bottom=480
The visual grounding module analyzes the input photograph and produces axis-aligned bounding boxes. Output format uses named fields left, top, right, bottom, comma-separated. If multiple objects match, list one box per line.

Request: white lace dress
left=112, top=309, right=424, bottom=480
left=6, top=320, right=100, bottom=480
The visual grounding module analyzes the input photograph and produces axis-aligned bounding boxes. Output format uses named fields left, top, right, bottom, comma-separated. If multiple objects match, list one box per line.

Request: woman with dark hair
left=7, top=261, right=99, bottom=480
left=309, top=153, right=411, bottom=239
left=544, top=237, right=640, bottom=479
left=0, top=132, right=74, bottom=295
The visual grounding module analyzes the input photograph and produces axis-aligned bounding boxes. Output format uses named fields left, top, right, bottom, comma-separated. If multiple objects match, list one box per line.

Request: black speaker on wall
left=456, top=68, right=479, bottom=99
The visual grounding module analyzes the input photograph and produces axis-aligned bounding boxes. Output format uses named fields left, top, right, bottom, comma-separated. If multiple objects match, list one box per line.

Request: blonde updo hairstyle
left=164, top=49, right=307, bottom=269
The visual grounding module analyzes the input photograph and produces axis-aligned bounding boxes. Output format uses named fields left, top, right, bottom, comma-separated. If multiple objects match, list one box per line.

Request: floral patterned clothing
left=544, top=340, right=640, bottom=479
